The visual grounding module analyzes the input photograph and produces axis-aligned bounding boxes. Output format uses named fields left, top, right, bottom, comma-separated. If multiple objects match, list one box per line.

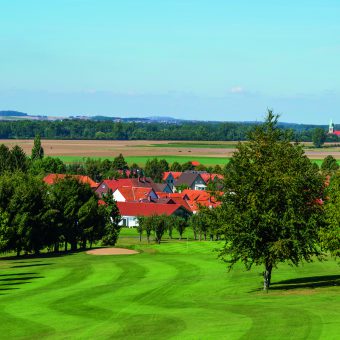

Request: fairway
left=0, top=229, right=339, bottom=339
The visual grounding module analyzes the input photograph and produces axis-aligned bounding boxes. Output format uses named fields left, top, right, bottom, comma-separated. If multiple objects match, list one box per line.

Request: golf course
left=0, top=229, right=339, bottom=339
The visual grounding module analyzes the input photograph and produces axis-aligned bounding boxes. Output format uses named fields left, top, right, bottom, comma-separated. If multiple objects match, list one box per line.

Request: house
left=43, top=174, right=99, bottom=190
left=174, top=172, right=206, bottom=191
left=117, top=202, right=191, bottom=227
left=113, top=186, right=158, bottom=202
left=162, top=171, right=182, bottom=190
left=95, top=179, right=133, bottom=197
left=95, top=177, right=170, bottom=197
left=200, top=173, right=224, bottom=185
left=181, top=189, right=222, bottom=213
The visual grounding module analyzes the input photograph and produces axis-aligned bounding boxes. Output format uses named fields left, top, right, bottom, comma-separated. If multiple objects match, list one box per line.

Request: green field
left=146, top=142, right=238, bottom=149
left=53, top=155, right=340, bottom=168
left=0, top=228, right=339, bottom=339
left=54, top=155, right=231, bottom=166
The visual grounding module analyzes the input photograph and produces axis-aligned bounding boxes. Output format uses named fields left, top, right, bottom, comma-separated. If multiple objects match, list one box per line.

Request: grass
left=53, top=155, right=231, bottom=166
left=52, top=155, right=340, bottom=168
left=0, top=229, right=339, bottom=339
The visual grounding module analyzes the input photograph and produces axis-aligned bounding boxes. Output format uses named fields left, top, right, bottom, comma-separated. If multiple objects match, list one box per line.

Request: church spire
left=329, top=119, right=334, bottom=134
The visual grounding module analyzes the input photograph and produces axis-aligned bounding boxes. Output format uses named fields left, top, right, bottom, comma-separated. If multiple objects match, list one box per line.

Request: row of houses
left=43, top=172, right=223, bottom=227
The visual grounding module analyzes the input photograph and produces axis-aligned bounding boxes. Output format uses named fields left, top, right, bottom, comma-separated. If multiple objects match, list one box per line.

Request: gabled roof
left=44, top=174, right=98, bottom=189
left=200, top=173, right=224, bottom=184
left=181, top=189, right=222, bottom=212
left=117, top=202, right=189, bottom=217
left=99, top=179, right=134, bottom=192
left=98, top=177, right=156, bottom=192
left=114, top=186, right=155, bottom=202
left=191, top=161, right=200, bottom=167
left=156, top=192, right=190, bottom=200
left=162, top=171, right=182, bottom=181
left=175, top=173, right=203, bottom=187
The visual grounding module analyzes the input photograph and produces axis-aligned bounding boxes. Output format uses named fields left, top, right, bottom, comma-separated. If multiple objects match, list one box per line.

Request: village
left=43, top=163, right=223, bottom=228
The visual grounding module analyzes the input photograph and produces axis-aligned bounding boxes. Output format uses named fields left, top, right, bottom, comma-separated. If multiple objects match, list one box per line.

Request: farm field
left=0, top=228, right=339, bottom=339
left=1, top=139, right=340, bottom=166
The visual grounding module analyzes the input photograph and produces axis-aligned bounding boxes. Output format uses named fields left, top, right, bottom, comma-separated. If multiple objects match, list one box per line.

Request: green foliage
left=312, top=128, right=327, bottom=148
left=322, top=173, right=340, bottom=257
left=112, top=153, right=128, bottom=170
left=144, top=158, right=169, bottom=182
left=31, top=134, right=44, bottom=160
left=320, top=155, right=339, bottom=175
left=220, top=110, right=325, bottom=290
left=101, top=190, right=122, bottom=246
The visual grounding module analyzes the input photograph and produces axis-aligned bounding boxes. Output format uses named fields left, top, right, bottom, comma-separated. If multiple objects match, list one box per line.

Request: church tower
left=329, top=119, right=334, bottom=134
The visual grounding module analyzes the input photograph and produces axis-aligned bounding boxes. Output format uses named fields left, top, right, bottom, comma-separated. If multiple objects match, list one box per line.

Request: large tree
left=321, top=173, right=340, bottom=257
left=312, top=128, right=326, bottom=148
left=219, top=111, right=325, bottom=290
left=31, top=134, right=44, bottom=160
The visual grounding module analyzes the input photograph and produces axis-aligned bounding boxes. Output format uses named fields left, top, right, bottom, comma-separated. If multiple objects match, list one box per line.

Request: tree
left=321, top=173, right=340, bottom=257
left=219, top=111, right=325, bottom=290
left=112, top=153, right=128, bottom=170
left=173, top=216, right=187, bottom=240
left=49, top=176, right=95, bottom=251
left=10, top=146, right=28, bottom=172
left=153, top=215, right=167, bottom=244
left=312, top=128, right=326, bottom=148
left=321, top=155, right=339, bottom=175
left=170, top=161, right=182, bottom=172
left=101, top=190, right=122, bottom=246
left=145, top=158, right=168, bottom=182
left=31, top=134, right=44, bottom=160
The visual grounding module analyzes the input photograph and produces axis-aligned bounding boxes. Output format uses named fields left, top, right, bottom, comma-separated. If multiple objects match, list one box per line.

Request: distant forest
left=0, top=119, right=337, bottom=142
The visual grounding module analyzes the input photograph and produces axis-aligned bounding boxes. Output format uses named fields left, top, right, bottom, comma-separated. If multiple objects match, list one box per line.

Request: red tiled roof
left=181, top=189, right=222, bottom=212
left=334, top=130, right=340, bottom=136
left=114, top=186, right=154, bottom=201
left=117, top=202, right=188, bottom=217
left=43, top=174, right=98, bottom=189
left=200, top=173, right=224, bottom=184
left=191, top=161, right=200, bottom=167
left=156, top=192, right=189, bottom=200
left=162, top=171, right=182, bottom=181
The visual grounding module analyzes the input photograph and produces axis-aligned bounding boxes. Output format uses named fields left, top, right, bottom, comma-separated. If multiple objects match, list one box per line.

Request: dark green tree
left=112, top=153, right=128, bottom=170
left=321, top=173, right=340, bottom=257
left=101, top=190, right=122, bottom=246
left=219, top=111, right=325, bottom=290
left=170, top=161, right=182, bottom=172
left=31, top=134, right=44, bottom=160
left=320, top=155, right=339, bottom=175
left=312, top=128, right=326, bottom=148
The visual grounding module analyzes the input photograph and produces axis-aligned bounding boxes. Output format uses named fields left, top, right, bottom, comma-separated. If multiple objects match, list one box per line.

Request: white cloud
left=230, top=86, right=245, bottom=94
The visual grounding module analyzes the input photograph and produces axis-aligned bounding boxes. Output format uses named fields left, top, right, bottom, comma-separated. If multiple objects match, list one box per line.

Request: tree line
left=0, top=119, right=337, bottom=142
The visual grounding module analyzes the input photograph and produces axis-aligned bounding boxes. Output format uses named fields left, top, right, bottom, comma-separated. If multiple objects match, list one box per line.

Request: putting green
left=0, top=230, right=339, bottom=339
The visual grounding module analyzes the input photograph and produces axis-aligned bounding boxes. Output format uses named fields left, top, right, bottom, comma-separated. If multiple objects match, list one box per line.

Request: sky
left=0, top=0, right=340, bottom=123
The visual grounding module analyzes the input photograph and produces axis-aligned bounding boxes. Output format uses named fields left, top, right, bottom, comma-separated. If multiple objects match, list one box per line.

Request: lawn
left=0, top=229, right=339, bottom=339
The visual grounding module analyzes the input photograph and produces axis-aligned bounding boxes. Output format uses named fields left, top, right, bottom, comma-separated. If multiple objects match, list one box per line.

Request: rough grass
left=0, top=228, right=339, bottom=339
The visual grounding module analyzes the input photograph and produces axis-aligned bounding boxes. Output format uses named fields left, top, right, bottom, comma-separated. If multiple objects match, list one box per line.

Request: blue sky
left=1, top=0, right=339, bottom=123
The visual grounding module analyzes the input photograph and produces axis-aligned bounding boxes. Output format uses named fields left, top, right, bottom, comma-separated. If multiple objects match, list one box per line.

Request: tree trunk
left=263, top=264, right=272, bottom=291
left=193, top=231, right=197, bottom=240
left=54, top=243, right=59, bottom=253
left=139, top=233, right=142, bottom=242
left=64, top=242, right=67, bottom=252
left=16, top=249, right=20, bottom=257
left=204, top=232, right=207, bottom=241
left=90, top=240, right=93, bottom=249
left=81, top=239, right=86, bottom=249
left=71, top=241, right=77, bottom=251
left=199, top=232, right=202, bottom=241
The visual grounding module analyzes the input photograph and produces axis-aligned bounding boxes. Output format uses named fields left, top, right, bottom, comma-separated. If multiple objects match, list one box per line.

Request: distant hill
left=0, top=110, right=28, bottom=117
